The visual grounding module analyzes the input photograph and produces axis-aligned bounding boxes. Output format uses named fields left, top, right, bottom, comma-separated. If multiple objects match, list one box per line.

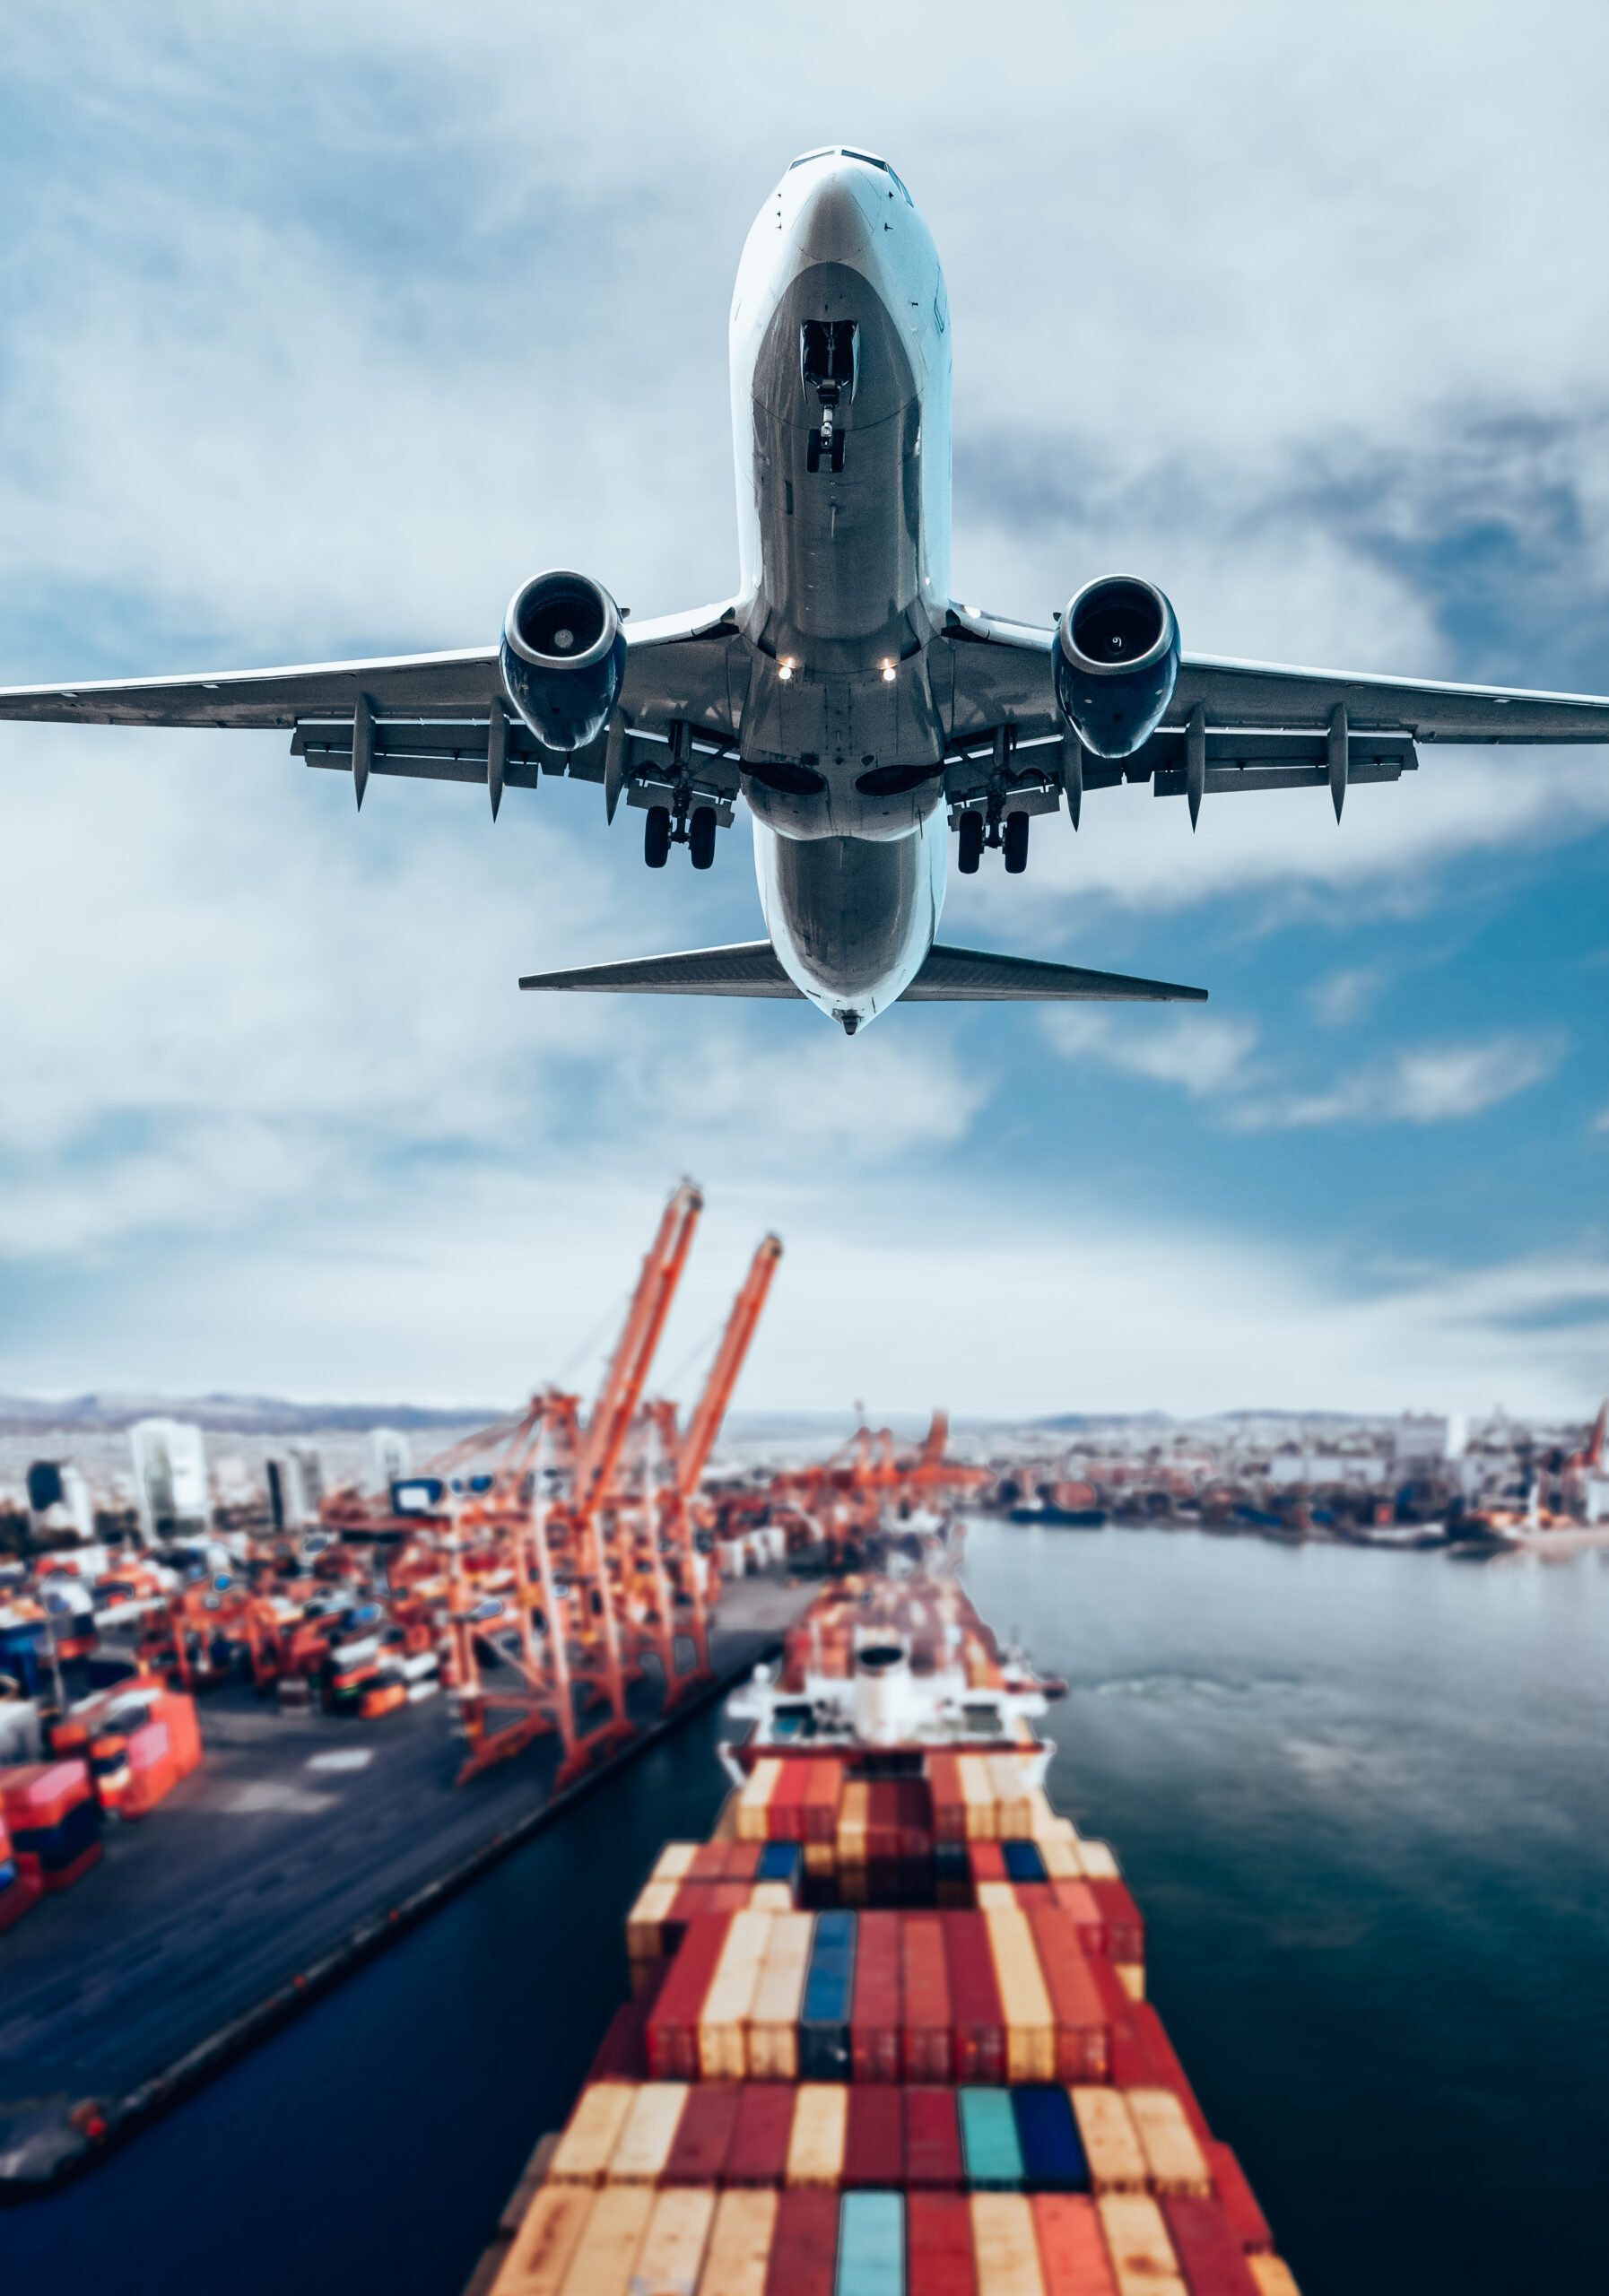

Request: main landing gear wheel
left=957, top=809, right=984, bottom=874
left=688, top=805, right=718, bottom=871
left=644, top=805, right=671, bottom=868
left=1004, top=808, right=1031, bottom=874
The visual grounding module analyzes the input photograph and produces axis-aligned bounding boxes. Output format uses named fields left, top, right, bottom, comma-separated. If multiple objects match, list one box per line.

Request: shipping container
left=1076, top=1842, right=1121, bottom=1883
left=900, top=1915, right=953, bottom=2083
left=835, top=2190, right=903, bottom=2296
left=800, top=1912, right=857, bottom=2081
left=787, top=2086, right=848, bottom=2188
left=648, top=1918, right=733, bottom=2082
left=1086, top=1880, right=1144, bottom=1967
left=726, top=2086, right=798, bottom=2188
left=631, top=2187, right=717, bottom=2296
left=758, top=1842, right=804, bottom=1889
left=663, top=2086, right=741, bottom=2187
left=764, top=2190, right=839, bottom=2296
left=908, top=2191, right=977, bottom=2296
left=609, top=2085, right=688, bottom=2185
left=841, top=2085, right=903, bottom=2188
left=1008, top=2089, right=1087, bottom=2194
left=736, top=1761, right=784, bottom=1842
left=552, top=2086, right=640, bottom=2187
left=944, top=1913, right=1006, bottom=2084
left=836, top=1780, right=870, bottom=1866
left=1125, top=2089, right=1212, bottom=2197
left=1070, top=2090, right=1147, bottom=2195
left=492, top=2186, right=596, bottom=2296
left=1245, top=2261, right=1301, bottom=2296
left=555, top=2182, right=653, bottom=2296
left=1160, top=2195, right=1262, bottom=2296
left=803, top=1762, right=844, bottom=1846
left=629, top=1883, right=682, bottom=1964
left=1203, top=2144, right=1273, bottom=2256
left=1038, top=1836, right=1083, bottom=1884
left=928, top=1753, right=966, bottom=1847
left=750, top=1913, right=814, bottom=2081
left=983, top=1909, right=1056, bottom=2083
left=969, top=2193, right=1044, bottom=2296
left=849, top=1911, right=900, bottom=2082
left=767, top=1764, right=814, bottom=1846
left=1133, top=2009, right=1212, bottom=2145
left=701, top=1912, right=773, bottom=2081
left=700, top=2191, right=780, bottom=2296
left=1030, top=2194, right=1116, bottom=2296
left=1025, top=1909, right=1109, bottom=2082
left=653, top=1845, right=698, bottom=1886
left=904, top=2085, right=964, bottom=2189
left=958, top=2090, right=1024, bottom=2191
left=969, top=1843, right=1007, bottom=1885
left=957, top=1757, right=996, bottom=1842
left=1002, top=1841, right=1048, bottom=1885
left=1095, top=2195, right=1187, bottom=2296
left=1049, top=1881, right=1105, bottom=1957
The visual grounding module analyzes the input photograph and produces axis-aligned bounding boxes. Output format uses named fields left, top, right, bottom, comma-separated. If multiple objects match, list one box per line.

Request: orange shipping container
left=1248, top=2260, right=1302, bottom=2296
left=700, top=1912, right=771, bottom=2081
left=1125, top=2089, right=1211, bottom=2196
left=984, top=1909, right=1057, bottom=2083
left=607, top=2084, right=687, bottom=2184
left=1070, top=2090, right=1147, bottom=2194
left=555, top=2183, right=653, bottom=2296
left=490, top=2185, right=595, bottom=2296
left=551, top=2086, right=639, bottom=2187
left=699, top=2190, right=778, bottom=2296
left=1031, top=2194, right=1116, bottom=2296
left=749, top=1912, right=814, bottom=2081
left=1077, top=1842, right=1120, bottom=1883
left=1095, top=2196, right=1186, bottom=2296
left=785, top=2085, right=848, bottom=2187
left=735, top=1761, right=783, bottom=1843
left=631, top=2187, right=716, bottom=2296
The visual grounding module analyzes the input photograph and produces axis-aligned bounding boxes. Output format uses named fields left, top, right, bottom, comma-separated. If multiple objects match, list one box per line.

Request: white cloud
left=1046, top=1010, right=1260, bottom=1099
left=1310, top=968, right=1384, bottom=1028
left=1236, top=1033, right=1566, bottom=1131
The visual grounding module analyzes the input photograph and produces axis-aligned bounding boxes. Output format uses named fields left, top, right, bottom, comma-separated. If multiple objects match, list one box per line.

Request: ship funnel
left=854, top=1636, right=914, bottom=1744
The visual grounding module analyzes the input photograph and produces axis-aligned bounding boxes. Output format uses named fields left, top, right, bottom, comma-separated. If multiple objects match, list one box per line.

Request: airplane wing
left=939, top=606, right=1609, bottom=812
left=0, top=601, right=747, bottom=813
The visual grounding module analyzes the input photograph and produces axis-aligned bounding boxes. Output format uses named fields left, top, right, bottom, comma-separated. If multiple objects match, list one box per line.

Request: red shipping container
left=1135, top=2003, right=1213, bottom=2143
left=842, top=2086, right=903, bottom=2188
left=905, top=2087, right=964, bottom=2188
left=907, top=2191, right=977, bottom=2296
left=769, top=1762, right=814, bottom=1843
left=1205, top=2144, right=1273, bottom=2255
left=803, top=1761, right=844, bottom=1845
left=766, top=2188, right=839, bottom=2296
left=1088, top=1959, right=1161, bottom=2087
left=669, top=1881, right=752, bottom=1927
left=928, top=1753, right=966, bottom=1846
left=1051, top=1880, right=1107, bottom=1959
left=943, top=1912, right=1005, bottom=2084
left=897, top=1779, right=934, bottom=1860
left=865, top=1781, right=901, bottom=1863
left=967, top=1842, right=1006, bottom=1886
left=900, top=1915, right=954, bottom=2083
left=691, top=1842, right=729, bottom=1881
left=1032, top=2194, right=1116, bottom=2296
left=1161, top=2196, right=1261, bottom=2296
left=646, top=1914, right=731, bottom=2079
left=663, top=2083, right=742, bottom=2184
left=588, top=1962, right=667, bottom=2082
left=726, top=1841, right=763, bottom=1882
left=726, top=2084, right=797, bottom=2186
left=850, top=1911, right=901, bottom=2082
left=1087, top=1878, right=1144, bottom=1965
left=1026, top=1907, right=1111, bottom=2081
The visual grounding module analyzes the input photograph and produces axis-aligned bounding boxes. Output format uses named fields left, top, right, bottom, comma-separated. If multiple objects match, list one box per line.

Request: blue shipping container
left=759, top=1841, right=804, bottom=1887
left=836, top=2191, right=904, bottom=2296
left=801, top=1909, right=857, bottom=2079
left=1010, top=2087, right=1090, bottom=2191
left=1003, top=1839, right=1048, bottom=1883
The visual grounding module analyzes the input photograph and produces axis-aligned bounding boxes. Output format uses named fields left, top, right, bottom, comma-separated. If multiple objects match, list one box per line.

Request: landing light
left=778, top=659, right=795, bottom=683
left=881, top=660, right=896, bottom=683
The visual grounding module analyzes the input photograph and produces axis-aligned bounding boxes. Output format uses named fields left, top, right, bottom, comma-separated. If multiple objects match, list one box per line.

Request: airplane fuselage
left=728, top=149, right=954, bottom=1030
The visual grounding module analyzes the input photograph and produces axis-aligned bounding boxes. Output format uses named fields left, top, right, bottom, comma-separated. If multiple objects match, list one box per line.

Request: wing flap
left=517, top=940, right=1205, bottom=1004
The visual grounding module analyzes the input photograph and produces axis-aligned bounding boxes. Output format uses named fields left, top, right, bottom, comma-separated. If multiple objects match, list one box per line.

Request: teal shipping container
left=835, top=2190, right=905, bottom=2296
left=958, top=2088, right=1025, bottom=2190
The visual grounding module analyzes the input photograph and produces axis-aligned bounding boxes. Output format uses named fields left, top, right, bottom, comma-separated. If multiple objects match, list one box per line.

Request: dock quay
left=0, top=1570, right=814, bottom=2194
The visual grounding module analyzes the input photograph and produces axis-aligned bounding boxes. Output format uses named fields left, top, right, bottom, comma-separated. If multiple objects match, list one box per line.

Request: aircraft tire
left=1004, top=808, right=1030, bottom=874
left=957, top=809, right=983, bottom=874
left=689, top=805, right=718, bottom=870
left=644, top=805, right=672, bottom=868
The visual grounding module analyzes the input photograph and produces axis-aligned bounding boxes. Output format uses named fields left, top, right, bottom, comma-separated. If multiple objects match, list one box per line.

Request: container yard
left=463, top=1572, right=1301, bottom=2296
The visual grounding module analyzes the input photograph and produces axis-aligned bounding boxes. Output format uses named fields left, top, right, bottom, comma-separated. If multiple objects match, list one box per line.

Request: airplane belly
left=755, top=813, right=946, bottom=1031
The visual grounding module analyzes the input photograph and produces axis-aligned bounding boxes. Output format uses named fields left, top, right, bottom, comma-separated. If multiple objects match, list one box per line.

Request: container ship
left=465, top=1570, right=1301, bottom=2296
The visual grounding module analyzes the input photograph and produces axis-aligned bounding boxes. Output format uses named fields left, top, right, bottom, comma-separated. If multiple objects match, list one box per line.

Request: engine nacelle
left=500, top=570, right=627, bottom=754
left=1053, top=574, right=1179, bottom=760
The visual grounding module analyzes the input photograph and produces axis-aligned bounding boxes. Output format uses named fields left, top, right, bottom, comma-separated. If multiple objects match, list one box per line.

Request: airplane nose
left=792, top=172, right=874, bottom=264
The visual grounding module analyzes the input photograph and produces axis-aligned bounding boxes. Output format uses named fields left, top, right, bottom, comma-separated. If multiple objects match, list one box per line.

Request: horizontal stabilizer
left=519, top=941, right=1205, bottom=1004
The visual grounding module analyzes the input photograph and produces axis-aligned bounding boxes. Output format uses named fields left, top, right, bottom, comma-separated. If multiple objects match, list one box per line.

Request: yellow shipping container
left=836, top=1779, right=870, bottom=1864
left=987, top=1756, right=1036, bottom=1838
left=1077, top=1840, right=1120, bottom=1882
left=609, top=2085, right=689, bottom=2184
left=976, top=1882, right=1018, bottom=1911
left=629, top=2187, right=716, bottom=2296
left=699, top=1911, right=771, bottom=2081
left=1095, top=2195, right=1187, bottom=2296
left=1039, top=1836, right=1083, bottom=1882
left=958, top=1754, right=997, bottom=1841
left=652, top=1844, right=698, bottom=1885
left=747, top=1883, right=794, bottom=1914
left=748, top=1912, right=813, bottom=2080
left=985, top=1907, right=1057, bottom=2083
left=1125, top=2088, right=1212, bottom=2196
left=786, top=2084, right=848, bottom=2187
left=1116, top=1964, right=1145, bottom=2003
left=552, top=2086, right=640, bottom=2187
left=627, top=1882, right=680, bottom=1963
left=491, top=2186, right=595, bottom=2296
left=1024, top=1786, right=1058, bottom=1839
left=1069, top=2088, right=1148, bottom=2194
left=969, top=2193, right=1045, bottom=2296
left=735, top=1760, right=782, bottom=1843
left=1248, top=2259, right=1303, bottom=2296
left=558, top=2185, right=655, bottom=2296
left=804, top=1843, right=836, bottom=1878
left=697, top=2190, right=778, bottom=2296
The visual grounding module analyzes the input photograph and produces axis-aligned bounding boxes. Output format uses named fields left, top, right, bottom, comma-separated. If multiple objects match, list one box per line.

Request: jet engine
left=500, top=570, right=627, bottom=753
left=1053, top=574, right=1179, bottom=759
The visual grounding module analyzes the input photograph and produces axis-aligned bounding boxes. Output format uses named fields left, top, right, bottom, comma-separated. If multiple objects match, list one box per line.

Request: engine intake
left=1054, top=574, right=1179, bottom=760
left=500, top=570, right=627, bottom=754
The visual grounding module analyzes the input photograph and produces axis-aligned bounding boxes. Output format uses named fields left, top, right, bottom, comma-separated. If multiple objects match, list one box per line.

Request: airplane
left=4, top=145, right=1609, bottom=1033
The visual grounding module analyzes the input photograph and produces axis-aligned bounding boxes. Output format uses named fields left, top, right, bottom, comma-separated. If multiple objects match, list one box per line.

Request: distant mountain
left=0, top=1392, right=498, bottom=1436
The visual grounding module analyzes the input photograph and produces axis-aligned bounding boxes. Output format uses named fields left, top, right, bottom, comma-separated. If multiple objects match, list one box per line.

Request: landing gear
left=957, top=809, right=984, bottom=874
left=688, top=805, right=718, bottom=871
left=644, top=805, right=671, bottom=868
left=1003, top=809, right=1030, bottom=874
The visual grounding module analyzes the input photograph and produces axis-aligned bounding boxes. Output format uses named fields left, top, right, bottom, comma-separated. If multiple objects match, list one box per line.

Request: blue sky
left=1, top=3, right=1606, bottom=1417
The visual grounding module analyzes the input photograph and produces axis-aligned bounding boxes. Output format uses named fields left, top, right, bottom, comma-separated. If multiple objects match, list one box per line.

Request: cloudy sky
left=2, top=3, right=1607, bottom=1419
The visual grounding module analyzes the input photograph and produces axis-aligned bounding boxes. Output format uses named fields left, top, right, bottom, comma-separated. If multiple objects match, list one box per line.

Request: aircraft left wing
left=0, top=600, right=747, bottom=811
left=939, top=606, right=1609, bottom=813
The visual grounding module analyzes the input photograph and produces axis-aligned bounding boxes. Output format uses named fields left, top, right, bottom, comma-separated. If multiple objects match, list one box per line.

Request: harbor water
left=4, top=1525, right=1605, bottom=2296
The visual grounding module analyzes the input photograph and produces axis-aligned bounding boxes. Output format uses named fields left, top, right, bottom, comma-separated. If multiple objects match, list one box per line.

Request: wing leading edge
left=518, top=942, right=1205, bottom=1004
